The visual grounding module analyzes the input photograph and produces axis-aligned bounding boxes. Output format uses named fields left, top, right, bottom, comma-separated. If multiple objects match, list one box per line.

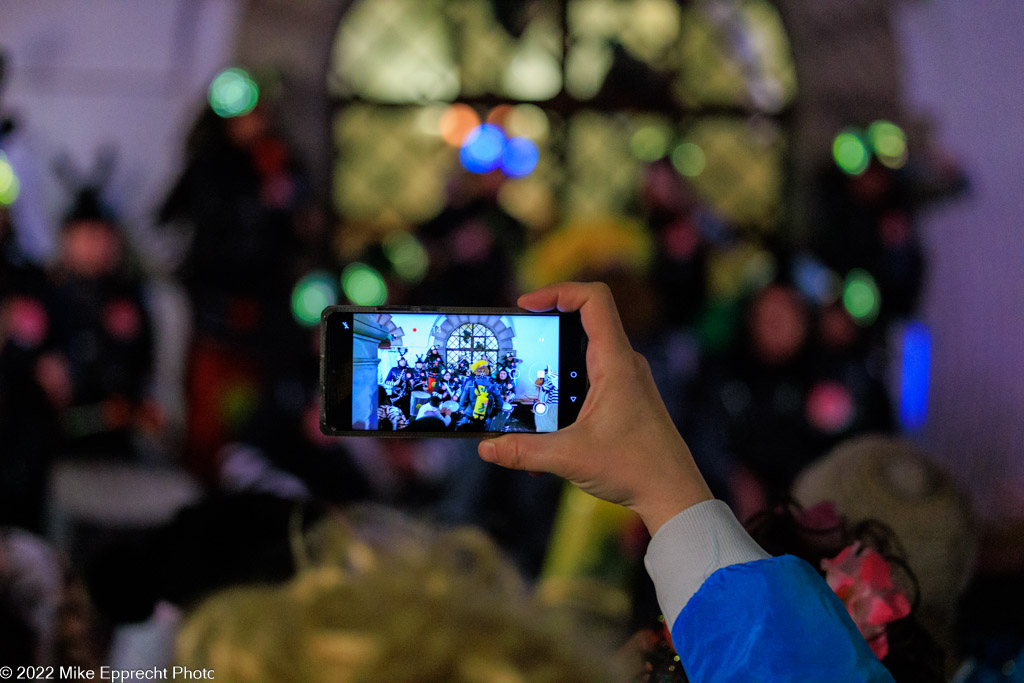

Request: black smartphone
left=320, top=306, right=588, bottom=437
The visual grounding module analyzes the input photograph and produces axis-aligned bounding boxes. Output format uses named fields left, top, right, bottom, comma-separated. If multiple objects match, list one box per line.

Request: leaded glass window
left=446, top=323, right=499, bottom=368
left=329, top=0, right=797, bottom=257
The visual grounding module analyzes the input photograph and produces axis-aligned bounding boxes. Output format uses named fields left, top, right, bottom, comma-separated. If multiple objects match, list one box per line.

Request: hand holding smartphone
left=320, top=305, right=588, bottom=436
left=478, top=282, right=714, bottom=536
left=321, top=282, right=713, bottom=535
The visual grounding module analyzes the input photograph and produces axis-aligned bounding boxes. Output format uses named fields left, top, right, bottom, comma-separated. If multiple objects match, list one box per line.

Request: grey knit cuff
left=643, top=499, right=770, bottom=629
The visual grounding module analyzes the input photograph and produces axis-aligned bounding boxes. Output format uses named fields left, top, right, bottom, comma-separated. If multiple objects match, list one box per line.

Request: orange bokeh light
left=440, top=104, right=481, bottom=146
left=485, top=104, right=513, bottom=128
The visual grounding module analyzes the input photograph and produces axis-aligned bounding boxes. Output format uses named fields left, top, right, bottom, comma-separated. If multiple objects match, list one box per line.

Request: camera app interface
left=351, top=313, right=561, bottom=433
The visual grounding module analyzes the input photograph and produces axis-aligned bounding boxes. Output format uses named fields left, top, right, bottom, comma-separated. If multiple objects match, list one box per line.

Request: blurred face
left=498, top=370, right=508, bottom=380
left=749, top=285, right=808, bottom=365
left=62, top=220, right=121, bottom=277
left=475, top=365, right=489, bottom=376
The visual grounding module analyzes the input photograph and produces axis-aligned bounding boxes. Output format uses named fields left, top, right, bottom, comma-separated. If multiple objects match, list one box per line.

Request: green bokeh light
left=291, top=271, right=338, bottom=327
left=630, top=126, right=670, bottom=162
left=209, top=68, right=259, bottom=118
left=382, top=232, right=429, bottom=284
left=671, top=142, right=706, bottom=177
left=342, top=263, right=388, bottom=306
left=0, top=154, right=20, bottom=206
left=832, top=130, right=870, bottom=175
left=868, top=120, right=908, bottom=169
left=843, top=269, right=880, bottom=326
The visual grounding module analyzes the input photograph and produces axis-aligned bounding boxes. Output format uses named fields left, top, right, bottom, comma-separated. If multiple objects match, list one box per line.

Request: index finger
left=517, top=281, right=631, bottom=355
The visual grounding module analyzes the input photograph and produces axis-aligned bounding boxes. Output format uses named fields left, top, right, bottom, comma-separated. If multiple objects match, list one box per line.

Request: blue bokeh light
left=459, top=124, right=506, bottom=174
left=500, top=137, right=539, bottom=177
left=792, top=254, right=837, bottom=305
left=899, top=321, right=932, bottom=432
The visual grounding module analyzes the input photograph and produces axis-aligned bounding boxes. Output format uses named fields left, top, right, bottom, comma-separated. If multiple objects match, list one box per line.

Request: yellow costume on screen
left=472, top=385, right=491, bottom=420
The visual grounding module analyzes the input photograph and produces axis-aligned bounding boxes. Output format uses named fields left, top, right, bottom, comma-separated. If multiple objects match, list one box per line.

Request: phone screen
left=320, top=307, right=587, bottom=436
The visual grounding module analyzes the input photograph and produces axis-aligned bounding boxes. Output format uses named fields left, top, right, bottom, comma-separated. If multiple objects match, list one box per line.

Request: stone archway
left=236, top=0, right=909, bottom=246
left=430, top=314, right=515, bottom=366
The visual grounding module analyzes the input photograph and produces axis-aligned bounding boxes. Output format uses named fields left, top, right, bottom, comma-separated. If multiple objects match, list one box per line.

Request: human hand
left=478, top=282, right=712, bottom=535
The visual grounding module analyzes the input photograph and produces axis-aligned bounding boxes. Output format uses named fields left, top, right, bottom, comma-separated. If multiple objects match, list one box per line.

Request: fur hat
left=792, top=434, right=976, bottom=651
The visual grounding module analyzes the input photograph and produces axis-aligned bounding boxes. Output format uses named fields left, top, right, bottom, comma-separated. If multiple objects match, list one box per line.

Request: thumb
left=478, top=434, right=552, bottom=474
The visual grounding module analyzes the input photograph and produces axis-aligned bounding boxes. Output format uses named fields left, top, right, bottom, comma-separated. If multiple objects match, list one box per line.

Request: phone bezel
left=320, top=305, right=588, bottom=438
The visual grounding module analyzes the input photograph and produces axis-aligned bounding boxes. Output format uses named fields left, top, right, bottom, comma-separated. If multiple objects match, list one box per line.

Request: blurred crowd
left=1, top=75, right=1021, bottom=682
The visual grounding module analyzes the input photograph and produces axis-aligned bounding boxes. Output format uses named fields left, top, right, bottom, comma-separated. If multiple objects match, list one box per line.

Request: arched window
left=446, top=322, right=499, bottom=368
left=328, top=0, right=798, bottom=265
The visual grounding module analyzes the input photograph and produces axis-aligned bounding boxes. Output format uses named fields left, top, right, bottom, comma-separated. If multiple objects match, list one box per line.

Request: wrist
left=630, top=450, right=712, bottom=536
left=635, top=486, right=714, bottom=536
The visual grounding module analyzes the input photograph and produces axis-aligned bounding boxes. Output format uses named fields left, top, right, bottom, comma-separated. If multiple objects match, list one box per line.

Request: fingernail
left=479, top=441, right=496, bottom=462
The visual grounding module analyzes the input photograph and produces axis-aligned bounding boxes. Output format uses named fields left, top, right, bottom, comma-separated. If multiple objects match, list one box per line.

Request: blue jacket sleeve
left=671, top=555, right=895, bottom=683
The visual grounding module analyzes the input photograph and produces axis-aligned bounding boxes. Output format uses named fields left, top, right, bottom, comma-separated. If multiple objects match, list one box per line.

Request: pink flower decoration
left=821, top=542, right=911, bottom=660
